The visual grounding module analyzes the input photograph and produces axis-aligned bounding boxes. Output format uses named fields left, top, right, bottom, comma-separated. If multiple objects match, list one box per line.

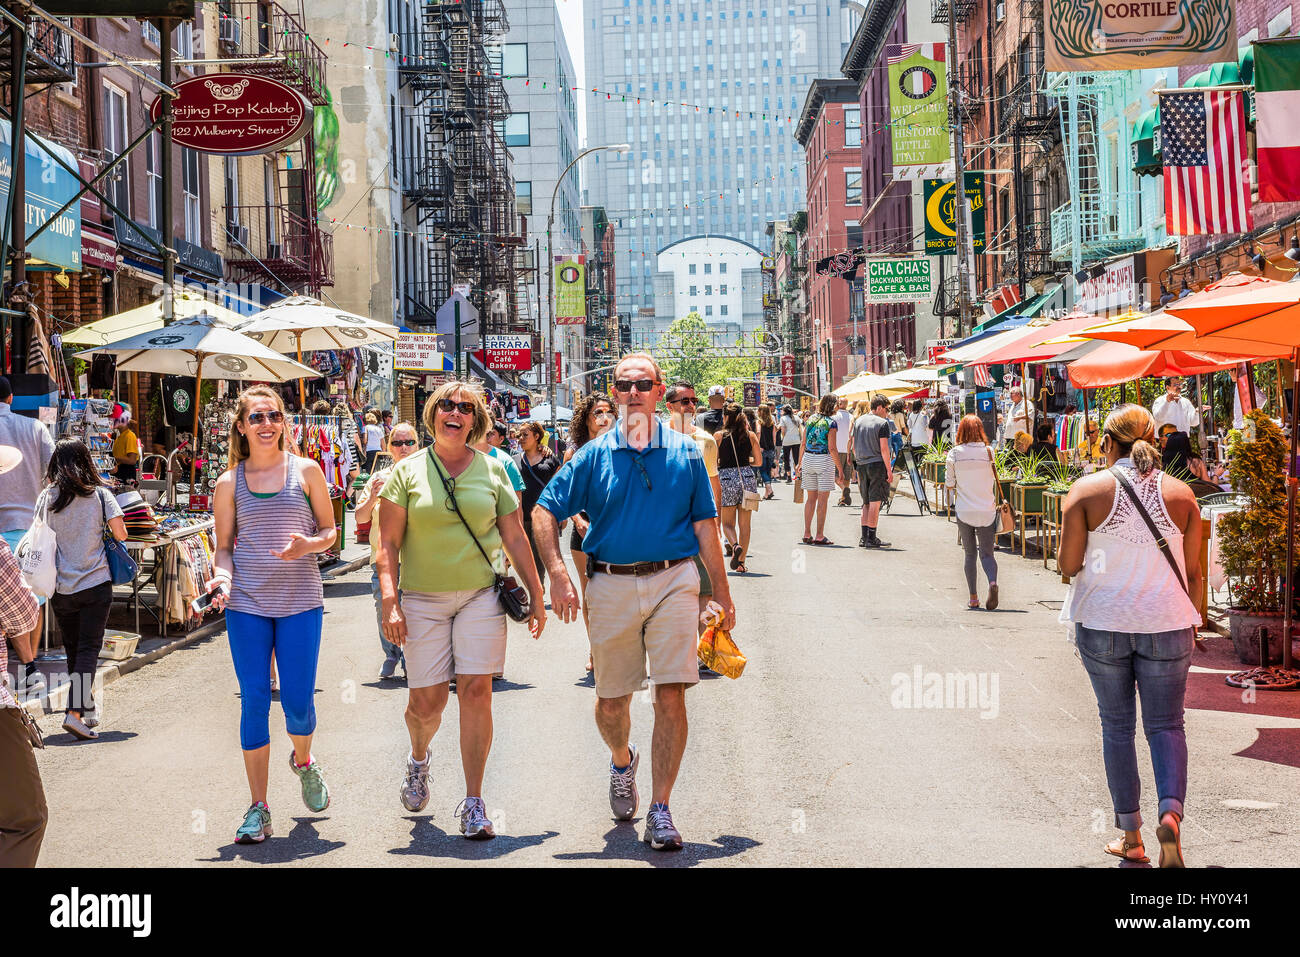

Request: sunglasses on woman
left=390, top=438, right=418, bottom=447
left=436, top=399, right=476, bottom=415
left=246, top=410, right=284, bottom=425
left=613, top=378, right=658, bottom=393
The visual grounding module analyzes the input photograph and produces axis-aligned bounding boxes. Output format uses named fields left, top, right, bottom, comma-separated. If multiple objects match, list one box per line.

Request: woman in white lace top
left=1058, top=404, right=1202, bottom=869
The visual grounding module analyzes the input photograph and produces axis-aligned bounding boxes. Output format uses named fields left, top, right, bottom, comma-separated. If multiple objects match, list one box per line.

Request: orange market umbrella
left=1165, top=274, right=1300, bottom=678
left=1065, top=341, right=1250, bottom=389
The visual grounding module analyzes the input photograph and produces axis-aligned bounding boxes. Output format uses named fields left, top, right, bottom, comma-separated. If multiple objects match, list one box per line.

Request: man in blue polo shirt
left=534, top=352, right=733, bottom=852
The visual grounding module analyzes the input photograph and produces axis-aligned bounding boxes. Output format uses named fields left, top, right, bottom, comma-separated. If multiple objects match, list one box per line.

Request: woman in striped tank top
left=204, top=385, right=339, bottom=845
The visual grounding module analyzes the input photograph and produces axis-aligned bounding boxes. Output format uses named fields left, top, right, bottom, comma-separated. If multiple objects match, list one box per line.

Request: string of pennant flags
left=215, top=14, right=949, bottom=137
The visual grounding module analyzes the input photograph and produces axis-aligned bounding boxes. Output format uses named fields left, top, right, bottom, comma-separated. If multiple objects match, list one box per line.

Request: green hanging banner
left=886, top=43, right=952, bottom=181
left=923, top=173, right=985, bottom=256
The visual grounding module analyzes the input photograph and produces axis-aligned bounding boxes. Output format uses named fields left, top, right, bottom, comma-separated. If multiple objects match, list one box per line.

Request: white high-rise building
left=584, top=0, right=859, bottom=326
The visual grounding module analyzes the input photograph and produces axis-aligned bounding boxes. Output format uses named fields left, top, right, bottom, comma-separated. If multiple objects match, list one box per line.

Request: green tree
left=654, top=313, right=761, bottom=399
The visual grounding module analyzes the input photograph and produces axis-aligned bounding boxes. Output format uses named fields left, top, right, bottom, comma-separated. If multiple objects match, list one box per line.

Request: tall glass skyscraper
left=584, top=0, right=858, bottom=322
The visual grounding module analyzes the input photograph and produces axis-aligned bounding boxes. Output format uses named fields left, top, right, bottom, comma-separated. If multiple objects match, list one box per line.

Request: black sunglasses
left=630, top=456, right=652, bottom=491
left=614, top=378, right=659, bottom=393
left=391, top=438, right=418, bottom=447
left=247, top=410, right=284, bottom=425
left=436, top=399, right=476, bottom=415
left=669, top=396, right=697, bottom=406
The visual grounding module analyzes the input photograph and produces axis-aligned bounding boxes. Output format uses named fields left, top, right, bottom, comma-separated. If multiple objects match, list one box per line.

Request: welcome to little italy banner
left=1045, top=0, right=1237, bottom=71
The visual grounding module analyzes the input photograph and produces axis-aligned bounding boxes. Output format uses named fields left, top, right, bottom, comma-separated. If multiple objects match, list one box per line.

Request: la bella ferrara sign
left=151, top=74, right=312, bottom=156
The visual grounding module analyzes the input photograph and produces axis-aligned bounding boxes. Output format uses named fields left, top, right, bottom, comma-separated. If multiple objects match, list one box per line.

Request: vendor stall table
left=1042, top=491, right=1065, bottom=571
left=1011, top=483, right=1045, bottom=557
left=115, top=518, right=219, bottom=637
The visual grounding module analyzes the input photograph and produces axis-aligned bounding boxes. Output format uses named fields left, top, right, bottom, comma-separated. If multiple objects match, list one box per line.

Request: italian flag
left=1255, top=38, right=1300, bottom=203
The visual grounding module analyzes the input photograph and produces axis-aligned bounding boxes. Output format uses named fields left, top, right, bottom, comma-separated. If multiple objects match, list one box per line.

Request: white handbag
left=16, top=491, right=57, bottom=598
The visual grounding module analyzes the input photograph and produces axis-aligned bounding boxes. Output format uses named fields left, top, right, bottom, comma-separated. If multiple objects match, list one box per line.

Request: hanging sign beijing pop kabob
left=151, top=74, right=313, bottom=155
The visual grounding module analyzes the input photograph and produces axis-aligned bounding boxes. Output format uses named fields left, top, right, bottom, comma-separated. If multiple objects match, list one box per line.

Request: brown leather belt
left=589, top=556, right=691, bottom=577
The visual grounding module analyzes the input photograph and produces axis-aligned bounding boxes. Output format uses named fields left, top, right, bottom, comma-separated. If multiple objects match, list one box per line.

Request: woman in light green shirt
left=376, top=383, right=545, bottom=839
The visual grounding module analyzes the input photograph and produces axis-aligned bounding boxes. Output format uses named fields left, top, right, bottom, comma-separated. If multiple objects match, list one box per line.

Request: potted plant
left=994, top=446, right=1019, bottom=503
left=1012, top=453, right=1050, bottom=514
left=1216, top=410, right=1292, bottom=664
left=1041, top=460, right=1073, bottom=528
left=922, top=436, right=951, bottom=486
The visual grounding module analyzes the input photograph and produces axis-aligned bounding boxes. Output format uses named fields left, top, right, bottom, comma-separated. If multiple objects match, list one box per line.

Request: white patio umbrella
left=61, top=291, right=244, bottom=346
left=234, top=296, right=401, bottom=407
left=525, top=403, right=572, bottom=423
left=74, top=315, right=317, bottom=490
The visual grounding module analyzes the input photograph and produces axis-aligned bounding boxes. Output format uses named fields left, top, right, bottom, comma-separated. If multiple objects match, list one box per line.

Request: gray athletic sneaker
left=456, top=796, right=495, bottom=840
left=379, top=657, right=400, bottom=680
left=609, top=744, right=639, bottom=821
left=400, top=750, right=431, bottom=812
left=643, top=802, right=683, bottom=851
left=235, top=802, right=272, bottom=844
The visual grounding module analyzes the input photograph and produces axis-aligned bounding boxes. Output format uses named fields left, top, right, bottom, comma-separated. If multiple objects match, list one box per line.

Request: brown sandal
left=1104, top=837, right=1149, bottom=864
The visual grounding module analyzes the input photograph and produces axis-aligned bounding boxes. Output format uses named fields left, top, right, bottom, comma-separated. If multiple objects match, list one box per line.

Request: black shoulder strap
left=426, top=448, right=499, bottom=581
left=1109, top=466, right=1189, bottom=596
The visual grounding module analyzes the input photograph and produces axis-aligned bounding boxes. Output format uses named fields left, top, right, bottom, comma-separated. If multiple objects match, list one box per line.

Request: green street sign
left=923, top=173, right=985, bottom=255
left=864, top=259, right=934, bottom=303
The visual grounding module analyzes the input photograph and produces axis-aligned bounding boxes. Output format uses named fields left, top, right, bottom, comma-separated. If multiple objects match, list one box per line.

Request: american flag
left=1161, top=90, right=1253, bottom=236
left=972, top=364, right=991, bottom=388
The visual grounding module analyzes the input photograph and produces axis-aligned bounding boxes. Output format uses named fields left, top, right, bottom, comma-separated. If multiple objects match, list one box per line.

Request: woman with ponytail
left=203, top=385, right=340, bottom=844
left=1058, top=404, right=1202, bottom=868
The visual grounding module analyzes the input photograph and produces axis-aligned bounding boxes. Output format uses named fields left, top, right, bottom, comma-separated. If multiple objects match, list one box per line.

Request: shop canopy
left=525, top=403, right=572, bottom=423
left=832, top=371, right=918, bottom=400
left=1163, top=272, right=1300, bottom=347
left=889, top=365, right=944, bottom=383
left=1066, top=341, right=1246, bottom=389
left=1061, top=308, right=1290, bottom=357
left=936, top=317, right=1037, bottom=364
left=954, top=313, right=1104, bottom=366
left=971, top=285, right=1062, bottom=334
left=60, top=292, right=243, bottom=346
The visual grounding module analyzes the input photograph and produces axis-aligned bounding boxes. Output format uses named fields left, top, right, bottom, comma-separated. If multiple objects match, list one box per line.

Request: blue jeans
left=759, top=449, right=775, bottom=485
left=1075, top=624, right=1194, bottom=830
left=371, top=566, right=404, bottom=665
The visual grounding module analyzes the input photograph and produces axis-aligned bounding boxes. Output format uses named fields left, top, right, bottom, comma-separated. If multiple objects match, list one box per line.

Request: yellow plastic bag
left=697, top=608, right=746, bottom=679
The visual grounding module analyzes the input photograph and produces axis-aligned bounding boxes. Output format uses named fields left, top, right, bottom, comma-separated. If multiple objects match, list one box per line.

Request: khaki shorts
left=401, top=587, right=506, bottom=687
left=585, top=559, right=701, bottom=698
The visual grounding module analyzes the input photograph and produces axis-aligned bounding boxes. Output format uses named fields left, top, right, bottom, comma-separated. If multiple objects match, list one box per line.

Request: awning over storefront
left=1131, top=108, right=1161, bottom=177
left=0, top=119, right=82, bottom=272
left=972, top=283, right=1062, bottom=334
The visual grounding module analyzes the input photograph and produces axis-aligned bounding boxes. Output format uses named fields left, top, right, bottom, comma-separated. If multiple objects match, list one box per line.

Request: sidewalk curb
left=323, top=554, right=369, bottom=581
left=20, top=617, right=228, bottom=720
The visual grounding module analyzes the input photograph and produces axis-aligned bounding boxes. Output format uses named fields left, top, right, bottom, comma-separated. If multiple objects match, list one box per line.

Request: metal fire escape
left=219, top=0, right=333, bottom=293
left=396, top=0, right=521, bottom=335
left=1005, top=0, right=1059, bottom=286
left=1047, top=70, right=1146, bottom=271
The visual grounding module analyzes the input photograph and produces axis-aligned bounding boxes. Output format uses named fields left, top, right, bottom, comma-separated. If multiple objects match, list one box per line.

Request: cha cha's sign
left=151, top=74, right=313, bottom=156
left=1045, top=0, right=1237, bottom=71
left=864, top=259, right=934, bottom=303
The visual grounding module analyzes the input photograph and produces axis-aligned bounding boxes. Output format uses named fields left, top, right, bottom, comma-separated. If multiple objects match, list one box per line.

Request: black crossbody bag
left=1110, top=466, right=1190, bottom=597
left=427, top=449, right=530, bottom=622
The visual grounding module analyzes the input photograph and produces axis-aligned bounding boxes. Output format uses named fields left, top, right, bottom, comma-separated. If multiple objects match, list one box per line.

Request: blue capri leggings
left=226, top=607, right=323, bottom=751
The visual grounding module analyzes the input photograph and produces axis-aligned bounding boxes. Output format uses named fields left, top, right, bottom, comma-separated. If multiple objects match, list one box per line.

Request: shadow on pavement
left=389, top=817, right=558, bottom=859
left=201, top=817, right=345, bottom=864
left=551, top=822, right=760, bottom=867
left=573, top=672, right=595, bottom=689
left=321, top=582, right=374, bottom=599
left=361, top=678, right=408, bottom=691
left=43, top=729, right=139, bottom=747
left=1233, top=728, right=1300, bottom=769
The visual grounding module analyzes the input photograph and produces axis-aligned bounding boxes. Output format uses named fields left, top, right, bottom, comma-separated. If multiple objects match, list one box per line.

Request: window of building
left=689, top=285, right=697, bottom=295
left=720, top=304, right=728, bottom=315
left=720, top=284, right=727, bottom=295
left=705, top=305, right=713, bottom=315
left=224, top=156, right=241, bottom=240
left=845, top=167, right=862, bottom=204
left=102, top=84, right=130, bottom=215
left=182, top=147, right=201, bottom=243
left=704, top=263, right=711, bottom=273
left=175, top=20, right=194, bottom=60
left=142, top=20, right=160, bottom=45
left=689, top=263, right=697, bottom=274
left=145, top=131, right=162, bottom=229
left=844, top=107, right=861, bottom=148
left=501, top=113, right=530, bottom=146
left=705, top=285, right=712, bottom=294
left=720, top=262, right=727, bottom=273
left=516, top=181, right=532, bottom=215
left=263, top=159, right=279, bottom=247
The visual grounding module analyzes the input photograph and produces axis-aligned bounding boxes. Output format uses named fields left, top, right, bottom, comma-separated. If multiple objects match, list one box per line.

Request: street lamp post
left=548, top=143, right=630, bottom=435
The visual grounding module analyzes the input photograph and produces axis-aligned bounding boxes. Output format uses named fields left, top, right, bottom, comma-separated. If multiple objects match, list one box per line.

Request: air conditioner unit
left=226, top=223, right=249, bottom=247
left=390, top=33, right=401, bottom=53
left=219, top=17, right=241, bottom=51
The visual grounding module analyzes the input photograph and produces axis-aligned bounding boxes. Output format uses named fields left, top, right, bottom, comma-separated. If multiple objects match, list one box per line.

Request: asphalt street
left=30, top=485, right=1300, bottom=867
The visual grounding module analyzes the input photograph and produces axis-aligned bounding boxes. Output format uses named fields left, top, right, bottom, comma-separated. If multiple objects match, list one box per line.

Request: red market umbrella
left=967, top=312, right=1105, bottom=366
left=1065, top=341, right=1250, bottom=389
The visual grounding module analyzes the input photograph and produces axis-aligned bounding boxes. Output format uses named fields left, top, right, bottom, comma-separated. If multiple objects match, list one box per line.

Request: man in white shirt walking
left=1152, top=377, right=1201, bottom=436
left=832, top=396, right=854, bottom=507
left=778, top=405, right=801, bottom=482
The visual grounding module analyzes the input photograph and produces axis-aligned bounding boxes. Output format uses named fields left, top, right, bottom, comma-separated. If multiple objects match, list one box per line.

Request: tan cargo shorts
left=584, top=559, right=701, bottom=699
